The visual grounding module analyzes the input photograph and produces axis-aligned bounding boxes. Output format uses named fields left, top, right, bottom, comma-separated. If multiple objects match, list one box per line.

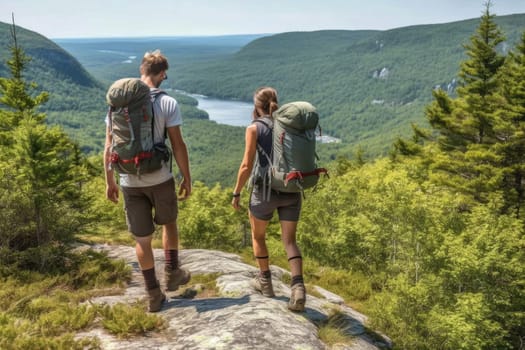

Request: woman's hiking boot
left=288, top=283, right=306, bottom=312
left=251, top=272, right=275, bottom=297
left=165, top=267, right=191, bottom=292
left=146, top=285, right=166, bottom=312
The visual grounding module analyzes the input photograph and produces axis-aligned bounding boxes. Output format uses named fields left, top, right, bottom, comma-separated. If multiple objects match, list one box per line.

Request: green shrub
left=99, top=302, right=165, bottom=338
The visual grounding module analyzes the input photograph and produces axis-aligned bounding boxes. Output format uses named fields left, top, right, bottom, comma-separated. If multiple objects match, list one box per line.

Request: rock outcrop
left=79, top=244, right=390, bottom=350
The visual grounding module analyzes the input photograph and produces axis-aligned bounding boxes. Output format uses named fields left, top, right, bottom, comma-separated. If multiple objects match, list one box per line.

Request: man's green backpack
left=252, top=101, right=328, bottom=199
left=106, top=78, right=170, bottom=176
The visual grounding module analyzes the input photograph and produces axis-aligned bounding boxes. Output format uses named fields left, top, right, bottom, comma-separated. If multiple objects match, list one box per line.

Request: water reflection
left=184, top=92, right=341, bottom=143
left=188, top=94, right=253, bottom=127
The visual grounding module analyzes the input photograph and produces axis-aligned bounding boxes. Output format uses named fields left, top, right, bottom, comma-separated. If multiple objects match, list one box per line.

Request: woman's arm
left=232, top=124, right=257, bottom=209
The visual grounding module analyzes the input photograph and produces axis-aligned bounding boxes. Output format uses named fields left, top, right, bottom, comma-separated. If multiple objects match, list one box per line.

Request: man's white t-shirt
left=107, top=88, right=182, bottom=188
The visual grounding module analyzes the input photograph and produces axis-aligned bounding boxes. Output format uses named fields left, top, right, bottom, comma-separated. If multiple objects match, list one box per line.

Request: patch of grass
left=180, top=273, right=221, bottom=299
left=305, top=284, right=324, bottom=299
left=191, top=273, right=220, bottom=288
left=78, top=227, right=134, bottom=246
left=239, top=247, right=257, bottom=266
left=99, top=302, right=166, bottom=338
left=305, top=265, right=372, bottom=311
left=0, top=247, right=165, bottom=347
left=0, top=311, right=101, bottom=350
left=317, top=310, right=355, bottom=347
left=37, top=304, right=97, bottom=336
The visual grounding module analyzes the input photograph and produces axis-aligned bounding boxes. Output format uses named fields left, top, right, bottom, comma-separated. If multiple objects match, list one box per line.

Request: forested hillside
left=0, top=22, right=103, bottom=110
left=174, top=14, right=525, bottom=156
left=1, top=5, right=524, bottom=349
left=0, top=22, right=244, bottom=185
left=3, top=14, right=523, bottom=180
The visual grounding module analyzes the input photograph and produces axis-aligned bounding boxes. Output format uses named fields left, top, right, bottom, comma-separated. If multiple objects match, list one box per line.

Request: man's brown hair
left=140, top=49, right=169, bottom=76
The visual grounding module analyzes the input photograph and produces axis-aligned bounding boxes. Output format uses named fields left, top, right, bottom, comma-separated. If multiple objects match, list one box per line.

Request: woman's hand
left=231, top=194, right=241, bottom=210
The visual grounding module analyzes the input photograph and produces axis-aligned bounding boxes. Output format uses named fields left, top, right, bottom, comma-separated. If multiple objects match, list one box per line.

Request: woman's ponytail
left=253, top=87, right=279, bottom=119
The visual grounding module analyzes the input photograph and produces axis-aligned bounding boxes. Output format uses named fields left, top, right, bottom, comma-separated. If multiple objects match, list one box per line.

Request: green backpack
left=252, top=101, right=328, bottom=199
left=106, top=78, right=170, bottom=176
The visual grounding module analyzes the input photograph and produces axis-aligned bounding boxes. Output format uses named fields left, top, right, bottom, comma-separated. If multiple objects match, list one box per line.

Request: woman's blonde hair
left=140, top=49, right=169, bottom=76
left=253, top=86, right=278, bottom=119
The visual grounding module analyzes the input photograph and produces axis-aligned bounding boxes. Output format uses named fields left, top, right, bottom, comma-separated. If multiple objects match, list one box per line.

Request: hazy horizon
left=1, top=0, right=524, bottom=39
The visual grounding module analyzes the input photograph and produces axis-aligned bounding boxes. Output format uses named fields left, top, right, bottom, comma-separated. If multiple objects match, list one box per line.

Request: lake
left=185, top=93, right=341, bottom=143
left=188, top=94, right=253, bottom=127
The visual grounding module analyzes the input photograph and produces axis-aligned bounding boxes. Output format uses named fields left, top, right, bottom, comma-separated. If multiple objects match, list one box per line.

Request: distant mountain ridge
left=173, top=13, right=525, bottom=155
left=0, top=13, right=523, bottom=161
left=0, top=22, right=100, bottom=90
left=0, top=21, right=105, bottom=117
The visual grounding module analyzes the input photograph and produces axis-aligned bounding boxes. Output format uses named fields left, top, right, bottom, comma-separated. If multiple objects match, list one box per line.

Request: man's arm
left=167, top=125, right=191, bottom=199
left=104, top=125, right=119, bottom=203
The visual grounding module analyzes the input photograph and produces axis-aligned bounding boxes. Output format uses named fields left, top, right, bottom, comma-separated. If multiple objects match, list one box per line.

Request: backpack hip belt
left=110, top=150, right=154, bottom=167
left=285, top=168, right=328, bottom=185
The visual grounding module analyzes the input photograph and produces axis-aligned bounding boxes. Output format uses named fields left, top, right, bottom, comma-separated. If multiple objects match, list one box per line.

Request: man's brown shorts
left=249, top=188, right=302, bottom=221
left=121, top=178, right=178, bottom=237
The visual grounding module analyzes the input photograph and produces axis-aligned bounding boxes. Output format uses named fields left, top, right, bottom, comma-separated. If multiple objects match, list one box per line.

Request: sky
left=1, top=0, right=524, bottom=39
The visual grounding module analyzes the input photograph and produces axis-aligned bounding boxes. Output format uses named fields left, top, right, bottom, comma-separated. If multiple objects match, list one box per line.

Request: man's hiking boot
left=251, top=272, right=275, bottom=297
left=146, top=285, right=166, bottom=313
left=165, top=267, right=191, bottom=292
left=288, top=283, right=306, bottom=312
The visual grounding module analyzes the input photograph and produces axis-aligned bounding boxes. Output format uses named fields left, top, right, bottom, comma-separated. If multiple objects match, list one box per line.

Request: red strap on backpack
left=110, top=151, right=154, bottom=167
left=285, top=168, right=328, bottom=184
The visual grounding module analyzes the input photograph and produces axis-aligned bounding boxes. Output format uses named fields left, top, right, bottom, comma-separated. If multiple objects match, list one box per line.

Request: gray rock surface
left=77, top=244, right=390, bottom=350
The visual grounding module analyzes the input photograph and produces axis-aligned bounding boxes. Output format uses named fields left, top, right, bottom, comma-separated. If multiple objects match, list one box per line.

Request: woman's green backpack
left=252, top=101, right=328, bottom=199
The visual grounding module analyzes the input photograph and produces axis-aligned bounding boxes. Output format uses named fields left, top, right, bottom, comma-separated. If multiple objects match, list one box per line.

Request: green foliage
left=99, top=302, right=165, bottom=338
left=182, top=273, right=221, bottom=298
left=367, top=201, right=524, bottom=349
left=297, top=154, right=524, bottom=349
left=37, top=304, right=97, bottom=335
left=0, top=23, right=96, bottom=272
left=495, top=30, right=525, bottom=217
left=308, top=267, right=372, bottom=303
left=317, top=310, right=355, bottom=346
left=173, top=14, right=525, bottom=157
left=0, top=248, right=134, bottom=349
left=395, top=5, right=525, bottom=221
left=178, top=181, right=250, bottom=250
left=300, top=159, right=448, bottom=278
left=182, top=119, right=245, bottom=186
left=0, top=314, right=101, bottom=350
left=1, top=9, right=524, bottom=350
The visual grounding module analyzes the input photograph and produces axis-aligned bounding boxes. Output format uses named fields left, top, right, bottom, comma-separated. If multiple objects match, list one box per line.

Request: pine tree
left=0, top=17, right=91, bottom=270
left=494, top=31, right=525, bottom=218
left=0, top=15, right=48, bottom=141
left=395, top=2, right=510, bottom=210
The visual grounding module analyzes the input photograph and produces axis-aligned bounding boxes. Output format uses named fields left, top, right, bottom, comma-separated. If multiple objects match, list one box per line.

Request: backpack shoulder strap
left=149, top=90, right=169, bottom=140
left=253, top=116, right=273, bottom=130
left=252, top=117, right=273, bottom=162
left=250, top=117, right=274, bottom=202
left=150, top=89, right=167, bottom=102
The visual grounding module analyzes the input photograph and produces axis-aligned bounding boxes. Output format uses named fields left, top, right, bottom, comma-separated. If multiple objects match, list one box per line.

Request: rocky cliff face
left=78, top=244, right=391, bottom=350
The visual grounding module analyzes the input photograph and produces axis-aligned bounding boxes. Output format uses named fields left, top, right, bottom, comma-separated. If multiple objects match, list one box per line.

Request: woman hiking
left=231, top=86, right=306, bottom=312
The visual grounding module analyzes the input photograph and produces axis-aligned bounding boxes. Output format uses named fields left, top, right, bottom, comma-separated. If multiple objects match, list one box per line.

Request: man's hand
left=178, top=178, right=192, bottom=200
left=106, top=182, right=119, bottom=203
